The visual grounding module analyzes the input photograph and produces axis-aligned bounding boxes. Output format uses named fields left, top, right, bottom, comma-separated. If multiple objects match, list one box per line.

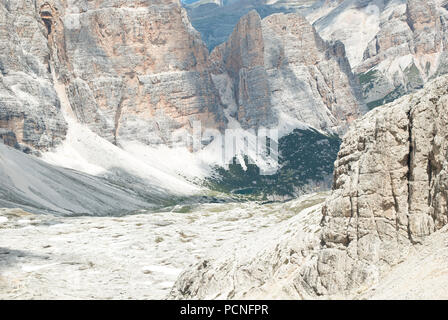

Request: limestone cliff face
left=0, top=0, right=67, bottom=154
left=209, top=10, right=364, bottom=133
left=38, top=0, right=225, bottom=146
left=209, top=10, right=274, bottom=129
left=170, top=75, right=448, bottom=299
left=314, top=74, right=448, bottom=295
left=188, top=0, right=448, bottom=114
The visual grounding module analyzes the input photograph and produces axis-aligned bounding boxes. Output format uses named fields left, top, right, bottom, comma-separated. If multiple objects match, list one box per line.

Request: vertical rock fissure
left=389, top=171, right=400, bottom=231
left=40, top=4, right=76, bottom=123
left=40, top=5, right=53, bottom=37
left=406, top=108, right=415, bottom=244
left=114, top=95, right=125, bottom=146
left=348, top=195, right=355, bottom=248
left=427, top=151, right=434, bottom=206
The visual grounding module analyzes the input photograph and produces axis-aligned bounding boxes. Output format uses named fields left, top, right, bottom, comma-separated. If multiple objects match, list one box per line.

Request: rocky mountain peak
left=34, top=0, right=226, bottom=147
left=1, top=0, right=365, bottom=154
left=209, top=9, right=364, bottom=133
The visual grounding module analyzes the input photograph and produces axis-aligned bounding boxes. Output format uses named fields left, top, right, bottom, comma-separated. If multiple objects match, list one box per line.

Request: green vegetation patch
left=204, top=128, right=341, bottom=199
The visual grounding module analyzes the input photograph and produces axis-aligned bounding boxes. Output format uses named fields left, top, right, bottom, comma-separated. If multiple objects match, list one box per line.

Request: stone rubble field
left=0, top=193, right=327, bottom=299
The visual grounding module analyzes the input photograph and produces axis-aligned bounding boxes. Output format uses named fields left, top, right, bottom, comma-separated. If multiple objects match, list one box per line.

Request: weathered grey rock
left=1, top=0, right=363, bottom=153
left=169, top=194, right=326, bottom=300
left=313, top=0, right=388, bottom=68
left=209, top=10, right=365, bottom=133
left=359, top=225, right=448, bottom=300
left=209, top=10, right=275, bottom=129
left=0, top=0, right=67, bottom=154
left=3, top=0, right=445, bottom=155
left=309, top=0, right=448, bottom=109
left=354, top=0, right=448, bottom=108
left=313, top=73, right=448, bottom=295
left=170, top=74, right=448, bottom=299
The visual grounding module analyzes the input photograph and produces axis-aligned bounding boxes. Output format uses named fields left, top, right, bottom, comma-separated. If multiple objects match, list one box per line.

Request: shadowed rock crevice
left=39, top=3, right=54, bottom=36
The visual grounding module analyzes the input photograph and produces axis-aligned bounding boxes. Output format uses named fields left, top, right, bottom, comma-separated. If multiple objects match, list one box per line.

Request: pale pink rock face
left=39, top=0, right=226, bottom=147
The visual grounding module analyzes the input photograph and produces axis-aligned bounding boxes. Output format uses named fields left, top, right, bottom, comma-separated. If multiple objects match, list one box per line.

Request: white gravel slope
left=359, top=226, right=448, bottom=300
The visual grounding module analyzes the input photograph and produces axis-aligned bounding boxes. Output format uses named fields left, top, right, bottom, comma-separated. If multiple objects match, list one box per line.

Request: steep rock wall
left=0, top=0, right=67, bottom=154
left=314, top=73, right=448, bottom=295
left=38, top=0, right=226, bottom=146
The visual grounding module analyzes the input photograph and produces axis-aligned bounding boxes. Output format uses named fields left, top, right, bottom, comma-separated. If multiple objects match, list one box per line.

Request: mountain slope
left=359, top=225, right=448, bottom=299
left=0, top=143, right=159, bottom=215
left=205, top=128, right=340, bottom=199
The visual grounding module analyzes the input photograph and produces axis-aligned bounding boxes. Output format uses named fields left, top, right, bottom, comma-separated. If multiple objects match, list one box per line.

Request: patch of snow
left=17, top=219, right=31, bottom=225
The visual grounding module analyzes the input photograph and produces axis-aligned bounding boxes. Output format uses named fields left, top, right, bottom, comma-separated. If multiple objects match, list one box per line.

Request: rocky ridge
left=183, top=0, right=301, bottom=51
left=315, top=72, right=448, bottom=295
left=355, top=0, right=448, bottom=108
left=188, top=0, right=448, bottom=112
left=39, top=0, right=226, bottom=147
left=209, top=10, right=364, bottom=133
